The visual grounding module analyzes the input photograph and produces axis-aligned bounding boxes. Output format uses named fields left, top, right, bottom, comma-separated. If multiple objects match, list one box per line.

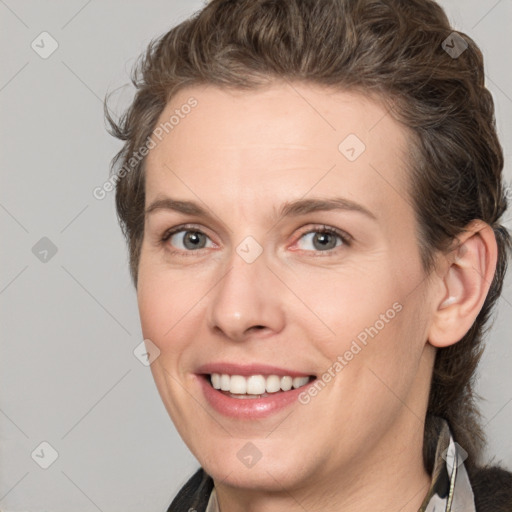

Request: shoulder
left=470, top=465, right=512, bottom=512
left=166, top=468, right=213, bottom=512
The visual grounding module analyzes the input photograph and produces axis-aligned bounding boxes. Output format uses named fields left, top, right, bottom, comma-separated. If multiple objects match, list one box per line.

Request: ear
left=428, top=220, right=498, bottom=348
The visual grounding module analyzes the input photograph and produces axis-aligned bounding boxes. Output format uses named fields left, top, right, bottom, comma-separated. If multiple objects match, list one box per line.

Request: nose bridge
left=206, top=238, right=285, bottom=340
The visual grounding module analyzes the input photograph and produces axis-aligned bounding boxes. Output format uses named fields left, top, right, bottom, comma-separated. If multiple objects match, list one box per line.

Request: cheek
left=340, top=291, right=430, bottom=418
left=291, top=265, right=404, bottom=349
left=300, top=263, right=425, bottom=395
left=136, top=263, right=200, bottom=356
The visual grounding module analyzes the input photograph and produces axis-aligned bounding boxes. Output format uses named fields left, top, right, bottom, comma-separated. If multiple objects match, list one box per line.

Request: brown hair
left=105, top=0, right=511, bottom=473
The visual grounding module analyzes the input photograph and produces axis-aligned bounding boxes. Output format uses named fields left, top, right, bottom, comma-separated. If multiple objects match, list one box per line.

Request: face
left=138, top=82, right=436, bottom=494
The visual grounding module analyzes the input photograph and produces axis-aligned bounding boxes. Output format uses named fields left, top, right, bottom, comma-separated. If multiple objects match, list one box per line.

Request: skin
left=137, top=81, right=497, bottom=511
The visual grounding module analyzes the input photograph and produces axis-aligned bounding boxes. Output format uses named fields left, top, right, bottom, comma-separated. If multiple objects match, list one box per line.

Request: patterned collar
left=205, top=420, right=475, bottom=512
left=419, top=419, right=476, bottom=511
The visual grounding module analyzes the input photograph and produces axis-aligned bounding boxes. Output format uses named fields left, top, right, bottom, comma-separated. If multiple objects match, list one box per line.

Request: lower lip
left=197, top=375, right=313, bottom=419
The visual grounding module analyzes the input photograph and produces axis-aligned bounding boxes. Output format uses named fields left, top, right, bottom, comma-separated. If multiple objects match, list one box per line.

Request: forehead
left=144, top=81, right=414, bottom=228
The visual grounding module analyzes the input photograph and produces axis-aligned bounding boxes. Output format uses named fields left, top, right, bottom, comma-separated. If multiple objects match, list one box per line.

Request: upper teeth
left=210, top=374, right=310, bottom=394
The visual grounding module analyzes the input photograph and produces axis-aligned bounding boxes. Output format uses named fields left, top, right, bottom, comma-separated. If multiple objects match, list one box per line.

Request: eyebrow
left=144, top=196, right=377, bottom=222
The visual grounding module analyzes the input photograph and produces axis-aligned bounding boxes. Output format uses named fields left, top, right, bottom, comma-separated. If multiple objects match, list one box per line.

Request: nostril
left=247, top=325, right=266, bottom=333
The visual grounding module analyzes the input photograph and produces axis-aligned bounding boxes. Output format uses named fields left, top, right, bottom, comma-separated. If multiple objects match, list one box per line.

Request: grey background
left=0, top=1, right=511, bottom=511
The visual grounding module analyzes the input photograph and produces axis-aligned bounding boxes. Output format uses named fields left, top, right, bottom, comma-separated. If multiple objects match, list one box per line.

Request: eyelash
left=160, top=223, right=352, bottom=257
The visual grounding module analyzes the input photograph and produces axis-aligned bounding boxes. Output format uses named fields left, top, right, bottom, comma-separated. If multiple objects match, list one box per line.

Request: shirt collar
left=205, top=419, right=476, bottom=512
left=419, top=419, right=476, bottom=511
left=205, top=486, right=219, bottom=512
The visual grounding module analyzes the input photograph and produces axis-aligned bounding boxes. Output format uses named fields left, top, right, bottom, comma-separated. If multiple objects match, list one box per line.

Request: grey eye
left=170, top=230, right=212, bottom=250
left=297, top=231, right=343, bottom=251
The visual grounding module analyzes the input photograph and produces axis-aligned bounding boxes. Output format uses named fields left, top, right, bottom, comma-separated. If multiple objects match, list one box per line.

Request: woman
left=106, top=0, right=512, bottom=510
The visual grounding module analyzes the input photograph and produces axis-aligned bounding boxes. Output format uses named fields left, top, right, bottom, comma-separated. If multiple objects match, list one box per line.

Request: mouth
left=206, top=373, right=316, bottom=399
left=195, top=363, right=317, bottom=418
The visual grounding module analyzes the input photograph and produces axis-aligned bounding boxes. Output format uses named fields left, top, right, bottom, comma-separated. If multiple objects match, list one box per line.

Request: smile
left=195, top=364, right=317, bottom=419
left=209, top=373, right=313, bottom=398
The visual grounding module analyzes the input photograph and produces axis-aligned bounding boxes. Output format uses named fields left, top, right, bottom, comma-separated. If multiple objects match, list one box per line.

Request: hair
left=105, top=0, right=511, bottom=474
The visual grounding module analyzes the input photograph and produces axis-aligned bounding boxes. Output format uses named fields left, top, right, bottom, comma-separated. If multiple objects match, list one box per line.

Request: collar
left=205, top=419, right=476, bottom=512
left=419, top=419, right=476, bottom=511
left=205, top=486, right=219, bottom=512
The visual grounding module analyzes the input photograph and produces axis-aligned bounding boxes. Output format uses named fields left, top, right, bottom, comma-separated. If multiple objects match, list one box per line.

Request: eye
left=160, top=224, right=351, bottom=256
left=161, top=225, right=215, bottom=252
left=295, top=226, right=350, bottom=253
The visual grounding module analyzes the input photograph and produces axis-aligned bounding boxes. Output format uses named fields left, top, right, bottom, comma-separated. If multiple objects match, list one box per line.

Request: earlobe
left=428, top=221, right=497, bottom=348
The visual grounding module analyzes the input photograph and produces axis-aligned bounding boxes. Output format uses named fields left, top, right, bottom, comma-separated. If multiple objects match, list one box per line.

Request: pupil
left=185, top=231, right=204, bottom=249
left=315, top=232, right=335, bottom=250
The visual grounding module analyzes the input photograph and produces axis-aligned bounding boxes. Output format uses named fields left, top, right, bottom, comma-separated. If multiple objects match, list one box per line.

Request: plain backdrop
left=1, top=1, right=511, bottom=511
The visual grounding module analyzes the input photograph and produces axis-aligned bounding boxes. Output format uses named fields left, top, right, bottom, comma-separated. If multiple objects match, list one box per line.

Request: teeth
left=210, top=373, right=311, bottom=394
left=220, top=374, right=230, bottom=391
left=281, top=376, right=293, bottom=391
left=230, top=375, right=247, bottom=394
left=265, top=375, right=281, bottom=393
left=211, top=373, right=221, bottom=389
left=292, top=376, right=309, bottom=388
left=247, top=375, right=266, bottom=395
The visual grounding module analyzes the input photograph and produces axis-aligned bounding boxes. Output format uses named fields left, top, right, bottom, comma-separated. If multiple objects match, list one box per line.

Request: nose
left=206, top=247, right=286, bottom=342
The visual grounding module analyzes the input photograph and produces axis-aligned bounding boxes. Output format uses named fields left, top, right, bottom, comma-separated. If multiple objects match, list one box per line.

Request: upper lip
left=196, top=362, right=314, bottom=378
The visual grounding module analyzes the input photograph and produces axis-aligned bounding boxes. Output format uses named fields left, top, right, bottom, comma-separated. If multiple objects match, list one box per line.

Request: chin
left=208, top=463, right=305, bottom=491
left=196, top=441, right=313, bottom=491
